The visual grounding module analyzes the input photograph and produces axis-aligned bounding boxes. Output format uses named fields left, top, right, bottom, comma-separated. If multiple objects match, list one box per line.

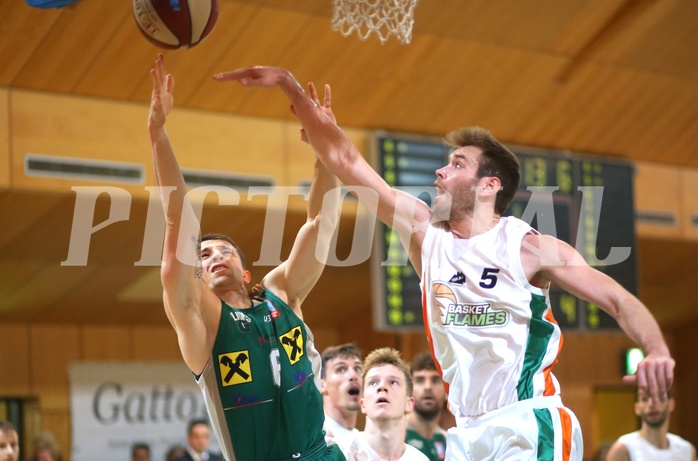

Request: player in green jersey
left=149, top=54, right=344, bottom=461
left=405, top=352, right=448, bottom=461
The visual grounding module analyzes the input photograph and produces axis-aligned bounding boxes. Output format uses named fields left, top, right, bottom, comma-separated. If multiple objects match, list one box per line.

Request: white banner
left=69, top=362, right=219, bottom=461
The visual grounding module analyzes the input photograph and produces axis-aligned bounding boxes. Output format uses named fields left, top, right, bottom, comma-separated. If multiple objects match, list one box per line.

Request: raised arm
left=523, top=234, right=674, bottom=403
left=214, top=67, right=431, bottom=273
left=261, top=83, right=341, bottom=316
left=149, top=54, right=219, bottom=374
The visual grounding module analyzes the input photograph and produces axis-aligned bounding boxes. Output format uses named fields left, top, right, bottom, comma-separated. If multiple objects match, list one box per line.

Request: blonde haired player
left=216, top=66, right=675, bottom=461
left=336, top=348, right=429, bottom=461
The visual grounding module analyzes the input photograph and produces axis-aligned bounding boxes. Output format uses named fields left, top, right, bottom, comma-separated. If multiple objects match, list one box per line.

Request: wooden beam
left=557, top=0, right=658, bottom=82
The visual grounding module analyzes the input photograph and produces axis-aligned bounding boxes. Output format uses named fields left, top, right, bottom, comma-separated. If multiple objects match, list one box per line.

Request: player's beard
left=642, top=408, right=668, bottom=428
left=414, top=403, right=441, bottom=421
left=433, top=181, right=478, bottom=224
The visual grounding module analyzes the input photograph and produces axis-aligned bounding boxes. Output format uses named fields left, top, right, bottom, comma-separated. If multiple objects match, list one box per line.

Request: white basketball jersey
left=337, top=432, right=430, bottom=461
left=618, top=431, right=695, bottom=461
left=421, top=216, right=563, bottom=418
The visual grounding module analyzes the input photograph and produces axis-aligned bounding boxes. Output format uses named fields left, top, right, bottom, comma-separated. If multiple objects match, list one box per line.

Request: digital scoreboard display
left=371, top=132, right=637, bottom=331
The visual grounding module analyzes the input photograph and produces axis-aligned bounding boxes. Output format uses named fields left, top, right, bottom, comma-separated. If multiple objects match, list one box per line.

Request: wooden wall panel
left=163, top=110, right=285, bottom=185
left=9, top=90, right=291, bottom=204
left=0, top=88, right=8, bottom=187
left=29, top=325, right=80, bottom=410
left=633, top=162, right=681, bottom=238
left=672, top=320, right=698, bottom=446
left=132, top=326, right=181, bottom=361
left=311, top=327, right=341, bottom=354
left=680, top=169, right=698, bottom=240
left=593, top=389, right=636, bottom=448
left=0, top=323, right=30, bottom=395
left=555, top=332, right=635, bottom=386
left=10, top=90, right=151, bottom=197
left=80, top=326, right=133, bottom=361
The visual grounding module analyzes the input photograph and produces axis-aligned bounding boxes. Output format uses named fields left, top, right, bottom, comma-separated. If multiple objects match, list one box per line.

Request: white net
left=331, top=0, right=418, bottom=45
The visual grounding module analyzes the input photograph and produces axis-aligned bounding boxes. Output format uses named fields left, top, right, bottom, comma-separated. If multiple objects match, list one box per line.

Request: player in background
left=606, top=388, right=696, bottom=461
left=406, top=352, right=447, bottom=461
left=321, top=343, right=364, bottom=438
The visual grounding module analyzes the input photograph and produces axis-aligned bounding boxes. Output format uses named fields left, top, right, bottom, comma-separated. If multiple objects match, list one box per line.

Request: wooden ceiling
left=1, top=0, right=697, bottom=329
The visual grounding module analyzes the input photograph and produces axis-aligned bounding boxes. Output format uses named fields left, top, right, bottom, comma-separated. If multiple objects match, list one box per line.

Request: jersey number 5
left=479, top=268, right=500, bottom=288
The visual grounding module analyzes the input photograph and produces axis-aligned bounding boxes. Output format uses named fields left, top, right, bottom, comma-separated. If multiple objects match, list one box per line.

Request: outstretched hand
left=216, top=65, right=345, bottom=157
left=149, top=54, right=174, bottom=129
left=623, top=351, right=674, bottom=404
left=213, top=66, right=298, bottom=89
left=296, top=82, right=335, bottom=143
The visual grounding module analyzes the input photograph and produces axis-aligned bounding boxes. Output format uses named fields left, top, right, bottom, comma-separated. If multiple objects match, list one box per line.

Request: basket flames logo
left=432, top=282, right=507, bottom=327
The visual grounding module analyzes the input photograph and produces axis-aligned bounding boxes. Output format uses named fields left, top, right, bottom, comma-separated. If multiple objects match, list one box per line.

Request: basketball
left=133, top=0, right=218, bottom=49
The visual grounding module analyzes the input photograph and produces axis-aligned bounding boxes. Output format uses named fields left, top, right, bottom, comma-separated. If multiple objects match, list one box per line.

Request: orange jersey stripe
left=543, top=308, right=564, bottom=395
left=557, top=407, right=573, bottom=461
left=422, top=280, right=450, bottom=397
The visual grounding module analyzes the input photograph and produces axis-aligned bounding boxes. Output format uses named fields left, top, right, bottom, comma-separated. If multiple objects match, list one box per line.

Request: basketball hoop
left=331, top=0, right=418, bottom=45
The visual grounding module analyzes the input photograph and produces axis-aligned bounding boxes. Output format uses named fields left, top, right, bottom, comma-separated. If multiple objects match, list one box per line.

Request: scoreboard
left=370, top=132, right=637, bottom=331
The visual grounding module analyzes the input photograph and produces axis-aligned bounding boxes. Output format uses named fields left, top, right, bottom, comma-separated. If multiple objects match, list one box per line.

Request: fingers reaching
left=323, top=83, right=331, bottom=109
left=149, top=54, right=175, bottom=127
left=298, top=82, right=335, bottom=143
left=307, top=82, right=332, bottom=110
left=624, top=354, right=674, bottom=404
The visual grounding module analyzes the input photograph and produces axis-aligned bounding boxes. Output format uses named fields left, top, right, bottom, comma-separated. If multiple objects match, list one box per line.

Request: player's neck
left=325, top=407, right=357, bottom=429
left=448, top=213, right=500, bottom=239
left=407, top=412, right=441, bottom=438
left=640, top=424, right=669, bottom=449
left=218, top=287, right=253, bottom=309
left=364, top=418, right=408, bottom=461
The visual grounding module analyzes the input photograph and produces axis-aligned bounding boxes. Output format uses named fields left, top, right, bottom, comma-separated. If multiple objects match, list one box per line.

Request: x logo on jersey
left=279, top=327, right=303, bottom=365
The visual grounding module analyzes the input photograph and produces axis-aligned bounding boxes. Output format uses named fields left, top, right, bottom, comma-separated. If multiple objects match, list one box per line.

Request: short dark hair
left=321, top=343, right=362, bottom=378
left=410, top=351, right=438, bottom=375
left=0, top=420, right=17, bottom=435
left=201, top=233, right=247, bottom=268
left=131, top=442, right=150, bottom=458
left=444, top=126, right=521, bottom=214
left=362, top=347, right=413, bottom=396
left=187, top=418, right=210, bottom=434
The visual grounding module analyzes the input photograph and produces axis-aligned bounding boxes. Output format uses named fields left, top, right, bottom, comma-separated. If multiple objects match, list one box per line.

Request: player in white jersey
left=216, top=66, right=675, bottom=461
left=607, top=388, right=696, bottom=461
left=421, top=215, right=584, bottom=459
left=321, top=343, right=363, bottom=440
left=334, top=348, right=429, bottom=461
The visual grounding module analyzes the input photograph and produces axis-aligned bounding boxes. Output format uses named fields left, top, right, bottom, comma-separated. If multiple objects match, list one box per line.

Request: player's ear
left=360, top=397, right=367, bottom=415
left=482, top=176, right=501, bottom=195
left=405, top=396, right=415, bottom=414
left=243, top=269, right=252, bottom=284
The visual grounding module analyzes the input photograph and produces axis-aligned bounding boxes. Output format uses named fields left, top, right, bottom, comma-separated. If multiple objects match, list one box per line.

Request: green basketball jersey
left=196, top=289, right=342, bottom=461
left=405, top=428, right=447, bottom=461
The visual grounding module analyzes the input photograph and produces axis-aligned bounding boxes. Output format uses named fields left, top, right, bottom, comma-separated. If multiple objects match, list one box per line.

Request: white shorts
left=445, top=396, right=583, bottom=461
